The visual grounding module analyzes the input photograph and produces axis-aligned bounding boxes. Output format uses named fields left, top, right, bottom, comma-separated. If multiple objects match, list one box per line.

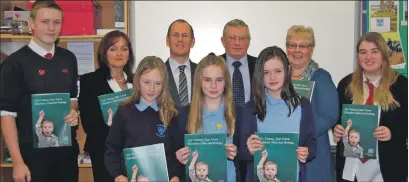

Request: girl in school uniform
left=241, top=46, right=317, bottom=182
left=169, top=53, right=243, bottom=182
left=78, top=30, right=134, bottom=182
left=104, top=56, right=179, bottom=182
left=333, top=32, right=407, bottom=182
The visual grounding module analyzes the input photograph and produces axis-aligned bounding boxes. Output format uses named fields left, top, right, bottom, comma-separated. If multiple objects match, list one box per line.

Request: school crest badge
left=156, top=124, right=165, bottom=137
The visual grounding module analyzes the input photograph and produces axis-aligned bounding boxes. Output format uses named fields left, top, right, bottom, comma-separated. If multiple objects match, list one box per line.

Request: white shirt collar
left=226, top=54, right=247, bottom=68
left=168, top=57, right=190, bottom=73
left=107, top=71, right=132, bottom=92
left=28, top=38, right=55, bottom=58
left=362, top=73, right=382, bottom=88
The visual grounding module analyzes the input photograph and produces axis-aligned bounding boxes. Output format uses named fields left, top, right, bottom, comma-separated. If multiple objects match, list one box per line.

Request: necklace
left=114, top=76, right=125, bottom=82
left=292, top=74, right=302, bottom=77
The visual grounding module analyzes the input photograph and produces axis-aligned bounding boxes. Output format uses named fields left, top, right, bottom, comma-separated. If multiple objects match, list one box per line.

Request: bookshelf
left=0, top=1, right=129, bottom=182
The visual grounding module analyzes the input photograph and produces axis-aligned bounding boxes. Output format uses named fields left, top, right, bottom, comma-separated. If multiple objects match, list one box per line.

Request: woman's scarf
left=299, top=59, right=319, bottom=81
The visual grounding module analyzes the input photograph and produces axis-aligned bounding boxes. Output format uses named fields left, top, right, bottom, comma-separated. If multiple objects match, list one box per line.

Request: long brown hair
left=252, top=46, right=301, bottom=120
left=123, top=56, right=177, bottom=128
left=348, top=32, right=400, bottom=111
left=187, top=53, right=235, bottom=137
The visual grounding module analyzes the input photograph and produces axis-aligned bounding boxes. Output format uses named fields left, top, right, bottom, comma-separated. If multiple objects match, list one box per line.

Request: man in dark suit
left=220, top=19, right=257, bottom=182
left=165, top=19, right=197, bottom=108
left=220, top=19, right=257, bottom=107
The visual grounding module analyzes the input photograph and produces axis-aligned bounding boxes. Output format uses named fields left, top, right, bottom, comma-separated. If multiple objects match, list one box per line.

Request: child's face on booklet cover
left=139, top=68, right=163, bottom=105
left=196, top=163, right=209, bottom=180
left=349, top=131, right=360, bottom=147
left=42, top=121, right=54, bottom=136
left=264, top=163, right=277, bottom=180
left=201, top=65, right=225, bottom=100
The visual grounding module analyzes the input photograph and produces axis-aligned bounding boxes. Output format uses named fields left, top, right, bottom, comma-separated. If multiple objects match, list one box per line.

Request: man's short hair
left=166, top=19, right=194, bottom=38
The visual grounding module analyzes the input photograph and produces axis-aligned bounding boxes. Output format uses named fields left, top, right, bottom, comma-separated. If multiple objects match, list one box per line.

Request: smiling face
left=358, top=41, right=383, bottom=75
left=264, top=163, right=277, bottom=180
left=348, top=130, right=360, bottom=147
left=42, top=120, right=54, bottom=136
left=195, top=162, right=209, bottom=180
left=263, top=57, right=285, bottom=98
left=166, top=21, right=195, bottom=61
left=106, top=37, right=129, bottom=70
left=29, top=7, right=62, bottom=49
left=201, top=65, right=226, bottom=101
left=139, top=68, right=163, bottom=106
left=286, top=32, right=314, bottom=69
left=221, top=26, right=250, bottom=60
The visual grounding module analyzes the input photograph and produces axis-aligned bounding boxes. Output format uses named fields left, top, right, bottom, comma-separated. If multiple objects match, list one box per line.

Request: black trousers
left=21, top=142, right=79, bottom=182
left=89, top=147, right=115, bottom=182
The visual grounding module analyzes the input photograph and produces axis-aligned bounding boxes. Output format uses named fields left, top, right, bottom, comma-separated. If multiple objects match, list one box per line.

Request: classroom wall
left=130, top=1, right=360, bottom=85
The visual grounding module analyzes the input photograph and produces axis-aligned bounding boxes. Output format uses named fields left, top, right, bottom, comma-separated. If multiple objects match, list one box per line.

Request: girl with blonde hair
left=333, top=32, right=407, bottom=182
left=104, top=56, right=179, bottom=182
left=169, top=53, right=243, bottom=181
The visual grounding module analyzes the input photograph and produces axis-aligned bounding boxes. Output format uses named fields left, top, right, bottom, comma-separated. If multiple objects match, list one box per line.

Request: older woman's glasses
left=286, top=43, right=312, bottom=50
left=226, top=35, right=251, bottom=42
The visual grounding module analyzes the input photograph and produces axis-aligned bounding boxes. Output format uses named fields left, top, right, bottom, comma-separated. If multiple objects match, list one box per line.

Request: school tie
left=178, top=65, right=189, bottom=107
left=44, top=53, right=53, bottom=60
left=232, top=61, right=245, bottom=106
left=360, top=81, right=375, bottom=164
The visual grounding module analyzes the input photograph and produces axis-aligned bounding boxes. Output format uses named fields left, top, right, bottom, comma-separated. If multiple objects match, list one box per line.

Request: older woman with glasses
left=285, top=25, right=339, bottom=182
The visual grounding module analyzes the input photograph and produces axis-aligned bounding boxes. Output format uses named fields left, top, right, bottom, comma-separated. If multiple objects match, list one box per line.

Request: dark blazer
left=221, top=53, right=257, bottom=84
left=239, top=97, right=317, bottom=182
left=167, top=104, right=244, bottom=181
left=335, top=73, right=408, bottom=182
left=79, top=68, right=115, bottom=147
left=165, top=60, right=197, bottom=108
left=78, top=68, right=121, bottom=181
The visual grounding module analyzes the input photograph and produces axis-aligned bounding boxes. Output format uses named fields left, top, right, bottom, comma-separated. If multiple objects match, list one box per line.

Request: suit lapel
left=165, top=60, right=181, bottom=107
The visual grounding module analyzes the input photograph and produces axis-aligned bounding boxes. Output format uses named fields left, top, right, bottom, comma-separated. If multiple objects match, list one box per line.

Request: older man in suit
left=165, top=19, right=197, bottom=108
left=220, top=19, right=257, bottom=107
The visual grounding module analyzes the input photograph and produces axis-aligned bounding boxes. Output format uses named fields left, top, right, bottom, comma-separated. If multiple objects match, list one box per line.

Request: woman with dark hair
left=78, top=30, right=135, bottom=182
left=333, top=32, right=407, bottom=182
left=239, top=46, right=317, bottom=182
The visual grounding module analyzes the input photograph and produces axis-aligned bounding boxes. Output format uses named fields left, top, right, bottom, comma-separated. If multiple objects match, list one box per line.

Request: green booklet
left=98, top=89, right=132, bottom=126
left=31, top=93, right=71, bottom=148
left=123, top=143, right=169, bottom=182
left=292, top=80, right=315, bottom=101
left=184, top=134, right=227, bottom=182
left=254, top=133, right=299, bottom=182
left=341, top=104, right=380, bottom=159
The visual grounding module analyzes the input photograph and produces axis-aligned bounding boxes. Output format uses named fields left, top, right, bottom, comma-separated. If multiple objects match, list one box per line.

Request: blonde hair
left=187, top=54, right=235, bottom=137
left=196, top=161, right=208, bottom=168
left=30, top=1, right=63, bottom=20
left=222, top=19, right=251, bottom=38
left=123, top=56, right=177, bottom=128
left=349, top=130, right=360, bottom=136
left=348, top=32, right=400, bottom=111
left=264, top=161, right=278, bottom=168
left=286, top=25, right=315, bottom=47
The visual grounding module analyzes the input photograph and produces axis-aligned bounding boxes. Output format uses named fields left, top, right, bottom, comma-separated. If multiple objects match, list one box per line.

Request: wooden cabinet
left=0, top=1, right=130, bottom=182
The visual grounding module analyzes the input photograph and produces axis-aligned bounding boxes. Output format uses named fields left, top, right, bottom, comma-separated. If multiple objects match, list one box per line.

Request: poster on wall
left=367, top=0, right=408, bottom=74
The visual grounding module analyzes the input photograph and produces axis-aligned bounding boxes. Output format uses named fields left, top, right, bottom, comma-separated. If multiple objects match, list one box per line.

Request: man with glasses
left=220, top=19, right=257, bottom=108
left=165, top=19, right=197, bottom=108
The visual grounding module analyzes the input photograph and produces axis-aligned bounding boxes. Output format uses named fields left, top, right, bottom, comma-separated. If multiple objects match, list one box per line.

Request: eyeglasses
left=226, top=35, right=251, bottom=42
left=286, top=43, right=312, bottom=50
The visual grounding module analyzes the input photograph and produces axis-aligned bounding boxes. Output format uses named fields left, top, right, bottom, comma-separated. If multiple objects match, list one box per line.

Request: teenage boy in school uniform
left=0, top=2, right=79, bottom=182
